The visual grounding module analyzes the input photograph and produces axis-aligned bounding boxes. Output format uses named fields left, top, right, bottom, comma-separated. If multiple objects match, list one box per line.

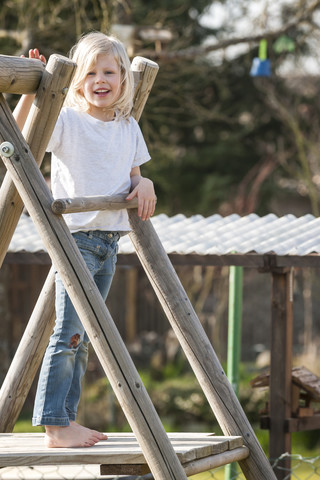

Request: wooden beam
left=182, top=446, right=249, bottom=477
left=6, top=250, right=320, bottom=269
left=0, top=55, right=45, bottom=94
left=131, top=56, right=159, bottom=121
left=261, top=414, right=320, bottom=433
left=0, top=267, right=56, bottom=432
left=51, top=194, right=138, bottom=214
left=100, top=447, right=250, bottom=478
left=168, top=252, right=320, bottom=268
left=286, top=414, right=320, bottom=432
left=4, top=252, right=51, bottom=265
left=269, top=268, right=294, bottom=479
left=100, top=464, right=151, bottom=476
left=127, top=210, right=277, bottom=480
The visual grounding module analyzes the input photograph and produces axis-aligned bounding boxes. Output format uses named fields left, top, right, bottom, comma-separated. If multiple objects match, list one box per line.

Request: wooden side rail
left=182, top=447, right=249, bottom=478
left=0, top=55, right=45, bottom=94
left=51, top=194, right=138, bottom=214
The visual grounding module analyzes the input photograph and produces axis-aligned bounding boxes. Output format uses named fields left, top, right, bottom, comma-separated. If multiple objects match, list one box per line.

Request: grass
left=13, top=418, right=43, bottom=433
left=190, top=454, right=320, bottom=480
left=189, top=431, right=320, bottom=480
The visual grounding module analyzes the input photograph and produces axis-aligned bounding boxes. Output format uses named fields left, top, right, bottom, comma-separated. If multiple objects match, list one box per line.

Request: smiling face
left=81, top=53, right=122, bottom=121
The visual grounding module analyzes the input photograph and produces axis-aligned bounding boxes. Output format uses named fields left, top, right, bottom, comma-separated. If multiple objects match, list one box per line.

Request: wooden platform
left=0, top=433, right=249, bottom=477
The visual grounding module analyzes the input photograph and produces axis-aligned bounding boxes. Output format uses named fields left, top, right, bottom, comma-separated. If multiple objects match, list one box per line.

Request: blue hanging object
left=250, top=58, right=271, bottom=77
left=250, top=39, right=271, bottom=77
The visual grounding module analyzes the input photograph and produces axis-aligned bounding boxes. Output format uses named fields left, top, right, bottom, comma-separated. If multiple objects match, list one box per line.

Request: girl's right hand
left=22, top=48, right=46, bottom=65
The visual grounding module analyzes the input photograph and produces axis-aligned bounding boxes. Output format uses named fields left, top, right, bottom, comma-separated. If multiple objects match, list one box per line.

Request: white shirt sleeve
left=131, top=117, right=151, bottom=168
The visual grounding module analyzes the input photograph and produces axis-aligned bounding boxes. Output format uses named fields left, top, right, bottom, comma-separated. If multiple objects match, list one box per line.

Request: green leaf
left=273, top=35, right=295, bottom=54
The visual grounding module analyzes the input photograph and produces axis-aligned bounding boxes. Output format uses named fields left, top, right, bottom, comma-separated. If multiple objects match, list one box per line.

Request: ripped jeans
left=32, top=230, right=119, bottom=426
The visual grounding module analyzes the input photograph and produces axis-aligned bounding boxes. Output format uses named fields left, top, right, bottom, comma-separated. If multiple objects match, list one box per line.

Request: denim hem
left=32, top=416, right=71, bottom=427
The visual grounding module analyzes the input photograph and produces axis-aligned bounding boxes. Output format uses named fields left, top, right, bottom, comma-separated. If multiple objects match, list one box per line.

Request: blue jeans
left=32, top=230, right=119, bottom=426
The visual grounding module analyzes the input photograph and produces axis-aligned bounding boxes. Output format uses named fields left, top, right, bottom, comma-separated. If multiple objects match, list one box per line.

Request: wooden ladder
left=0, top=52, right=277, bottom=480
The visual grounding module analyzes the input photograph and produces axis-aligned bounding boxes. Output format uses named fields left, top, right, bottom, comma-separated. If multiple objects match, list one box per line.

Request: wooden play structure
left=0, top=52, right=278, bottom=479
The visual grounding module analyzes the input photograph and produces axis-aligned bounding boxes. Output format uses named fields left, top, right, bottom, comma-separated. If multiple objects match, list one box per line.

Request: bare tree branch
left=136, top=0, right=320, bottom=61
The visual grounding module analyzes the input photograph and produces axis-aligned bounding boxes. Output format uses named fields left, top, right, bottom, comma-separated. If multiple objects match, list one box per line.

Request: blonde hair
left=65, top=31, right=134, bottom=119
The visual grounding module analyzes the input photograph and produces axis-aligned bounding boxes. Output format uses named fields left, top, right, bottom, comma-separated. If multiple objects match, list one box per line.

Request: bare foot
left=45, top=421, right=108, bottom=448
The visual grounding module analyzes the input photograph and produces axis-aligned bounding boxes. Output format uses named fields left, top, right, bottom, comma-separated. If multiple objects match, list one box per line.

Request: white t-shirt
left=47, top=107, right=151, bottom=233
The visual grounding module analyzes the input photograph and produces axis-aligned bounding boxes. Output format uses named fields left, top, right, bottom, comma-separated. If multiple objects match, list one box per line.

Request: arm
left=126, top=166, right=156, bottom=221
left=13, top=49, right=46, bottom=131
left=13, top=94, right=36, bottom=131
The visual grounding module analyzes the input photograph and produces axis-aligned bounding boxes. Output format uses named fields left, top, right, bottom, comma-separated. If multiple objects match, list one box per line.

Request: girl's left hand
left=126, top=177, right=156, bottom=221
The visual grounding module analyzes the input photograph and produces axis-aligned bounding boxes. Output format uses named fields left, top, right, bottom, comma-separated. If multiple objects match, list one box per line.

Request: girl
left=15, top=33, right=156, bottom=448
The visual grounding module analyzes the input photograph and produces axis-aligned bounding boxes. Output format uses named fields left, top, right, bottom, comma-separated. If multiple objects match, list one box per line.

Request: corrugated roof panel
left=9, top=214, right=47, bottom=253
left=7, top=212, right=320, bottom=257
left=253, top=216, right=320, bottom=255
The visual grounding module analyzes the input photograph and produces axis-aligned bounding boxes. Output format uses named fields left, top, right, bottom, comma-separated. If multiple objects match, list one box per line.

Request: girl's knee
left=69, top=333, right=81, bottom=349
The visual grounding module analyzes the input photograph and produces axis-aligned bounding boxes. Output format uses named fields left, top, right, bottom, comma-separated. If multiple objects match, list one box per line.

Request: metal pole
left=225, top=265, right=243, bottom=480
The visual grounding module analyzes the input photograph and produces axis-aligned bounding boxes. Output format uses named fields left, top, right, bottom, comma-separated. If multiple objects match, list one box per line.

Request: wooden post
left=0, top=101, right=187, bottom=480
left=128, top=211, right=277, bottom=480
left=131, top=56, right=159, bottom=121
left=0, top=267, right=56, bottom=432
left=0, top=54, right=76, bottom=431
left=0, top=53, right=76, bottom=268
left=269, top=268, right=293, bottom=479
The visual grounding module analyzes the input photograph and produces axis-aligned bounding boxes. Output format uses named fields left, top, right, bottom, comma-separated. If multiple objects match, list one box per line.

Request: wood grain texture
left=0, top=54, right=76, bottom=268
left=128, top=210, right=277, bottom=480
left=182, top=447, right=249, bottom=477
left=0, top=54, right=76, bottom=433
left=0, top=55, right=45, bottom=94
left=51, top=194, right=138, bottom=214
left=0, top=433, right=244, bottom=470
left=131, top=57, right=159, bottom=122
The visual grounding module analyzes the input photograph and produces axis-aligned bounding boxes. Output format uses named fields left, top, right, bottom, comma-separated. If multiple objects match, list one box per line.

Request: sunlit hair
left=65, top=31, right=134, bottom=119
